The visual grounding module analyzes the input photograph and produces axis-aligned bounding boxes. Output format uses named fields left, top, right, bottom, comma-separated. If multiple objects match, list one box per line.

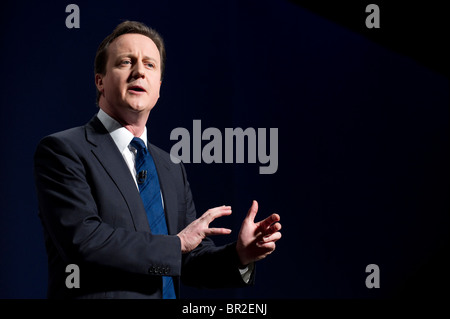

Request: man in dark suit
left=33, top=21, right=282, bottom=299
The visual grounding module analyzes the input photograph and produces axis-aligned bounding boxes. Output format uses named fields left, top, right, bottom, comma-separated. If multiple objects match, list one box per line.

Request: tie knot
left=130, top=137, right=147, bottom=152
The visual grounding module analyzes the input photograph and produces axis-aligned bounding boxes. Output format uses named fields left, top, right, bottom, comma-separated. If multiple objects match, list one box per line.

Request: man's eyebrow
left=116, top=53, right=158, bottom=62
left=143, top=56, right=158, bottom=63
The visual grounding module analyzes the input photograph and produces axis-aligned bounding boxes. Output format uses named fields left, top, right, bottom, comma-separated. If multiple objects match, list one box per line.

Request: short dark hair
left=94, top=20, right=166, bottom=104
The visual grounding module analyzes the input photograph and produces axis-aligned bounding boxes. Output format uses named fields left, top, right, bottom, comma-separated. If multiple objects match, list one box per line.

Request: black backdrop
left=0, top=0, right=448, bottom=299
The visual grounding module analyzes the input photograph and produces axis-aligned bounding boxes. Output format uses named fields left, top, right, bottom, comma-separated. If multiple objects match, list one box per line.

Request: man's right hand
left=177, top=205, right=232, bottom=253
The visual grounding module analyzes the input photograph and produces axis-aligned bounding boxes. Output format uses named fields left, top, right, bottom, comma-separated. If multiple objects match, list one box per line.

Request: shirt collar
left=96, top=108, right=148, bottom=154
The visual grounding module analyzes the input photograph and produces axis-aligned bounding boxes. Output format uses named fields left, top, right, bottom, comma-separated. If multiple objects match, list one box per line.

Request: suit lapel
left=85, top=116, right=150, bottom=232
left=148, top=145, right=179, bottom=235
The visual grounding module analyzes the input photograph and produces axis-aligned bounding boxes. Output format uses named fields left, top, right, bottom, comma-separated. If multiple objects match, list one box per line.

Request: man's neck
left=99, top=104, right=149, bottom=137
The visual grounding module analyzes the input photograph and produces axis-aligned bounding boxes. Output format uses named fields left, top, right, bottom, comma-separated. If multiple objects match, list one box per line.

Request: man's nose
left=131, top=61, right=145, bottom=79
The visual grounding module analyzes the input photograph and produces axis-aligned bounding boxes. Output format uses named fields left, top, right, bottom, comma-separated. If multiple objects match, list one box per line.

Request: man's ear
left=95, top=74, right=104, bottom=93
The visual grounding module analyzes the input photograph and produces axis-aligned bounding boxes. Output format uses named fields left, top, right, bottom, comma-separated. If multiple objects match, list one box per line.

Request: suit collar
left=85, top=116, right=151, bottom=232
left=86, top=116, right=179, bottom=234
left=96, top=109, right=148, bottom=154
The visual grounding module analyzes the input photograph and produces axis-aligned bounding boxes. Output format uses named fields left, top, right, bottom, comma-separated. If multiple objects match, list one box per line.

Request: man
left=34, top=20, right=282, bottom=299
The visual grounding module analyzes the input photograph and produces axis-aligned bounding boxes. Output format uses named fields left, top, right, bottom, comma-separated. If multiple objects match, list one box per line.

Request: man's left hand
left=236, top=200, right=282, bottom=267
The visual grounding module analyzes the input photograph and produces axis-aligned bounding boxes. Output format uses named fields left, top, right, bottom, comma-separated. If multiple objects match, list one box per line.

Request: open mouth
left=128, top=86, right=146, bottom=93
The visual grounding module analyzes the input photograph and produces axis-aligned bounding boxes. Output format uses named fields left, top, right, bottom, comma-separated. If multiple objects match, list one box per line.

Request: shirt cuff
left=238, top=262, right=255, bottom=284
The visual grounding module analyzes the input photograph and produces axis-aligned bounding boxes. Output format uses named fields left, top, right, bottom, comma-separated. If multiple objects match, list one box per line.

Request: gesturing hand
left=236, top=200, right=282, bottom=266
left=177, top=205, right=232, bottom=253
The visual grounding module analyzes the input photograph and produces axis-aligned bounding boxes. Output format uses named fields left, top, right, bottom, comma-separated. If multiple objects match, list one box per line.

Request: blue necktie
left=130, top=137, right=176, bottom=299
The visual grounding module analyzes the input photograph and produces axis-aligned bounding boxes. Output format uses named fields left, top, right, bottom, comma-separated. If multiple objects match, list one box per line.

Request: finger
left=203, top=206, right=232, bottom=224
left=256, top=241, right=276, bottom=250
left=258, top=213, right=280, bottom=231
left=204, top=228, right=232, bottom=236
left=260, top=231, right=282, bottom=243
left=263, top=222, right=282, bottom=236
left=207, top=205, right=231, bottom=211
left=245, top=200, right=258, bottom=222
left=260, top=249, right=275, bottom=259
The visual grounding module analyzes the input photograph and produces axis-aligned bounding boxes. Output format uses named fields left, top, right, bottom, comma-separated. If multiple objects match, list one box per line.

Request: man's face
left=96, top=33, right=162, bottom=121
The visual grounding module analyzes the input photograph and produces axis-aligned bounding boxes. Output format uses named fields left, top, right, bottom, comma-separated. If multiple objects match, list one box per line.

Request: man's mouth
left=128, top=85, right=146, bottom=93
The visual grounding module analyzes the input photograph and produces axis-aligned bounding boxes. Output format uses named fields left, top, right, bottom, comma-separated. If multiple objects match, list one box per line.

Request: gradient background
left=0, top=0, right=448, bottom=299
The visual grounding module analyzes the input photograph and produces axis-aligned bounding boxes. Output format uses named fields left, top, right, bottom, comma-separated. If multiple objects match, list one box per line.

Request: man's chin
left=126, top=102, right=152, bottom=113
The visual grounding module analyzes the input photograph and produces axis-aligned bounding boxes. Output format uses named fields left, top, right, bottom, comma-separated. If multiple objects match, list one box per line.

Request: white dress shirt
left=96, top=109, right=253, bottom=283
left=97, top=109, right=144, bottom=189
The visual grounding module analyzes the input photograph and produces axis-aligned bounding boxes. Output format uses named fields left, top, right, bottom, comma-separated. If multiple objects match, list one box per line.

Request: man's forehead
left=109, top=33, right=160, bottom=58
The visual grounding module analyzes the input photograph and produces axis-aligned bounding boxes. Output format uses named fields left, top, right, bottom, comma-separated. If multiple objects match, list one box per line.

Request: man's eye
left=121, top=60, right=131, bottom=65
left=147, top=63, right=155, bottom=68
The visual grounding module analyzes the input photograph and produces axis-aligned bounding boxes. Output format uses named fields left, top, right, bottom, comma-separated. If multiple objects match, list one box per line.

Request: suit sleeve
left=34, top=135, right=182, bottom=277
left=178, top=163, right=255, bottom=288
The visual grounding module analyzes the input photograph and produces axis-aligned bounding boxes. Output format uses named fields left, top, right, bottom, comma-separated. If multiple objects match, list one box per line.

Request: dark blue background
left=0, top=0, right=448, bottom=299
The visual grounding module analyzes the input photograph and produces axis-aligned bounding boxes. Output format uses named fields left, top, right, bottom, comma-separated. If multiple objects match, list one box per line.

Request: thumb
left=246, top=200, right=258, bottom=222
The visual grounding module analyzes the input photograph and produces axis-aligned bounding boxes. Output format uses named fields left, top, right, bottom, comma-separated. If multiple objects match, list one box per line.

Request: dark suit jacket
left=33, top=115, right=253, bottom=299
